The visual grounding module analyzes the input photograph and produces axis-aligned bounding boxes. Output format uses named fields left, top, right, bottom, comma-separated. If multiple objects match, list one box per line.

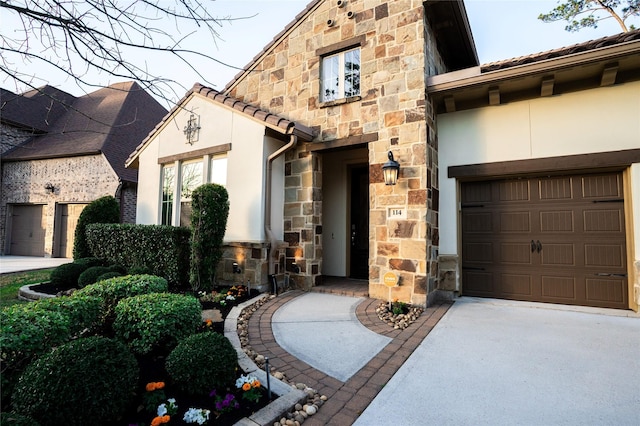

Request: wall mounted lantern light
left=44, top=182, right=56, bottom=194
left=232, top=262, right=242, bottom=274
left=382, top=151, right=400, bottom=185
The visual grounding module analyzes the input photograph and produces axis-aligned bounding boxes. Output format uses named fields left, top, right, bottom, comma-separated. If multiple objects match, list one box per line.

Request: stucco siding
left=134, top=94, right=273, bottom=242
left=438, top=80, right=640, bottom=308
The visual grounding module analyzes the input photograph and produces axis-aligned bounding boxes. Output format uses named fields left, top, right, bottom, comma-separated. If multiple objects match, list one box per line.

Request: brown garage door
left=9, top=205, right=46, bottom=256
left=461, top=172, right=628, bottom=309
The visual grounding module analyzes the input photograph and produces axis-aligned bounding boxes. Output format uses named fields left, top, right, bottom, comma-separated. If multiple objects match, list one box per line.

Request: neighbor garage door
left=9, top=205, right=46, bottom=256
left=461, top=172, right=628, bottom=309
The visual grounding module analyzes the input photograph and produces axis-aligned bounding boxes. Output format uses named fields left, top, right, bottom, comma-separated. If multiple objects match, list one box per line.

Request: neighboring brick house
left=1, top=81, right=167, bottom=258
left=131, top=0, right=639, bottom=311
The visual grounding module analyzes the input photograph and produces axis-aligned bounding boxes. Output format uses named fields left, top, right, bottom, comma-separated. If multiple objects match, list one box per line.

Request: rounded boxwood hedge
left=49, top=262, right=88, bottom=290
left=12, top=336, right=138, bottom=426
left=73, top=274, right=168, bottom=329
left=77, top=266, right=111, bottom=288
left=0, top=306, right=71, bottom=407
left=165, top=331, right=238, bottom=395
left=113, top=292, right=201, bottom=355
left=96, top=271, right=123, bottom=282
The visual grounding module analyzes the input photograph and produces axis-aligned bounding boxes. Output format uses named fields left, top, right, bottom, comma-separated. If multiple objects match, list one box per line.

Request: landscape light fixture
left=382, top=151, right=400, bottom=185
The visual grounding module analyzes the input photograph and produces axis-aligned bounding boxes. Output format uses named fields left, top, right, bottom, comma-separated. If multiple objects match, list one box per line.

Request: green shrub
left=86, top=223, right=191, bottom=287
left=189, top=183, right=229, bottom=293
left=0, top=306, right=71, bottom=407
left=25, top=295, right=102, bottom=338
left=113, top=292, right=201, bottom=355
left=0, top=412, right=40, bottom=426
left=77, top=266, right=111, bottom=288
left=96, top=271, right=123, bottom=282
left=165, top=332, right=237, bottom=395
left=73, top=195, right=120, bottom=259
left=49, top=262, right=88, bottom=290
left=128, top=265, right=152, bottom=275
left=109, top=264, right=127, bottom=274
left=74, top=274, right=168, bottom=329
left=12, top=336, right=138, bottom=426
left=73, top=257, right=106, bottom=268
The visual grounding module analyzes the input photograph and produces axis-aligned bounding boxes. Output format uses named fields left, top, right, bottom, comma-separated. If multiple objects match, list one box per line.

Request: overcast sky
left=2, top=0, right=637, bottom=103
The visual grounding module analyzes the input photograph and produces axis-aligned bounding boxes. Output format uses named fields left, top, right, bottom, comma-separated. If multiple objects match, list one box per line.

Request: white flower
left=226, top=295, right=236, bottom=301
left=157, top=403, right=167, bottom=416
left=235, top=374, right=258, bottom=389
left=184, top=407, right=210, bottom=425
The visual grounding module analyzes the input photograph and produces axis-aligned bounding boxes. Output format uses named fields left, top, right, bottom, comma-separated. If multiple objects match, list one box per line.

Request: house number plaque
left=387, top=207, right=406, bottom=219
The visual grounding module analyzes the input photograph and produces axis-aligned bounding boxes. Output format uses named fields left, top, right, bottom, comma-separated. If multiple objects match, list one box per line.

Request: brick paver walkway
left=246, top=290, right=451, bottom=425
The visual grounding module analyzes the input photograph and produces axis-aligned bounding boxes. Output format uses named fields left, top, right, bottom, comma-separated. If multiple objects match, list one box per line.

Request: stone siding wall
left=216, top=241, right=286, bottom=294
left=227, top=0, right=447, bottom=305
left=1, top=155, right=121, bottom=256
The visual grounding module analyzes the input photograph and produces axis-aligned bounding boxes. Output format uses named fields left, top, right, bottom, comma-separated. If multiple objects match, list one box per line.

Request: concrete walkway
left=249, top=292, right=639, bottom=426
left=0, top=255, right=71, bottom=274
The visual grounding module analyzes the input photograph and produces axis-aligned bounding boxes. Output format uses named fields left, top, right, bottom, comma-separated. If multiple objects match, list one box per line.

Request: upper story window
left=321, top=47, right=360, bottom=102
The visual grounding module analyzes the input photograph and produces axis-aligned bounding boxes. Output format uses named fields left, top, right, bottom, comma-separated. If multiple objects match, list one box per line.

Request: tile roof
left=125, top=83, right=314, bottom=168
left=2, top=81, right=167, bottom=183
left=481, top=28, right=640, bottom=72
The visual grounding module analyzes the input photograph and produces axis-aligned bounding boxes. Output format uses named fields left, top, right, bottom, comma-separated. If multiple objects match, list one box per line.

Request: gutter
left=265, top=132, right=298, bottom=277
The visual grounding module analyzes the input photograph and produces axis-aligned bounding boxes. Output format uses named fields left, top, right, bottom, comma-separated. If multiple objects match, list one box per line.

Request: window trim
left=317, top=36, right=365, bottom=106
left=157, top=143, right=230, bottom=165
left=158, top=148, right=229, bottom=226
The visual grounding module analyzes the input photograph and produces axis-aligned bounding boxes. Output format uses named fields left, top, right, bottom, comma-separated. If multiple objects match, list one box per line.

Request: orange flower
left=242, top=382, right=251, bottom=391
left=252, top=380, right=261, bottom=388
left=151, top=416, right=163, bottom=426
left=161, top=415, right=171, bottom=423
left=205, top=319, right=212, bottom=326
left=146, top=381, right=165, bottom=391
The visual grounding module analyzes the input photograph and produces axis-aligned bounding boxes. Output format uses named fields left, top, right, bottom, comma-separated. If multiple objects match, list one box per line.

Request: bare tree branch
left=0, top=0, right=257, bottom=108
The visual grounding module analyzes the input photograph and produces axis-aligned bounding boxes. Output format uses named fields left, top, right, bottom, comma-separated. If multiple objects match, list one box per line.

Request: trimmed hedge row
left=85, top=223, right=191, bottom=287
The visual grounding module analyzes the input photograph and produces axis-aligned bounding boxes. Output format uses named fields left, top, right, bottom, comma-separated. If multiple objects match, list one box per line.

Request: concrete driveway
left=355, top=297, right=640, bottom=426
left=0, top=256, right=71, bottom=274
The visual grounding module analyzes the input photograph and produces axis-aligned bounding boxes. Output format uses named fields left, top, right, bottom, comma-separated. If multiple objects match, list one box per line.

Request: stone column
left=283, top=148, right=322, bottom=290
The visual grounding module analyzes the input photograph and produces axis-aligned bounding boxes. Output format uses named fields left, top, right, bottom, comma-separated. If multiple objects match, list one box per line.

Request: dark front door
left=350, top=165, right=369, bottom=279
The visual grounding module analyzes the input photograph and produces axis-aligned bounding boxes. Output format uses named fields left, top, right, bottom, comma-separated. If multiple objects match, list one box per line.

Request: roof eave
left=427, top=39, right=640, bottom=94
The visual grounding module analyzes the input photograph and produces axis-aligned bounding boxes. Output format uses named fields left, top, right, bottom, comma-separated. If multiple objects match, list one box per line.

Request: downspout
left=265, top=132, right=298, bottom=277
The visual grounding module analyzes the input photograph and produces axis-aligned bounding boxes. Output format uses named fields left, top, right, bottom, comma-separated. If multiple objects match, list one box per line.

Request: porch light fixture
left=382, top=151, right=400, bottom=185
left=232, top=262, right=241, bottom=274
left=44, top=182, right=55, bottom=193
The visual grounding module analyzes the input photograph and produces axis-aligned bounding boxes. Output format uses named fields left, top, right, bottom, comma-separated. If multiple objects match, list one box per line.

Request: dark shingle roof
left=481, top=29, right=640, bottom=72
left=2, top=81, right=168, bottom=183
left=126, top=83, right=314, bottom=168
left=1, top=85, right=76, bottom=132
